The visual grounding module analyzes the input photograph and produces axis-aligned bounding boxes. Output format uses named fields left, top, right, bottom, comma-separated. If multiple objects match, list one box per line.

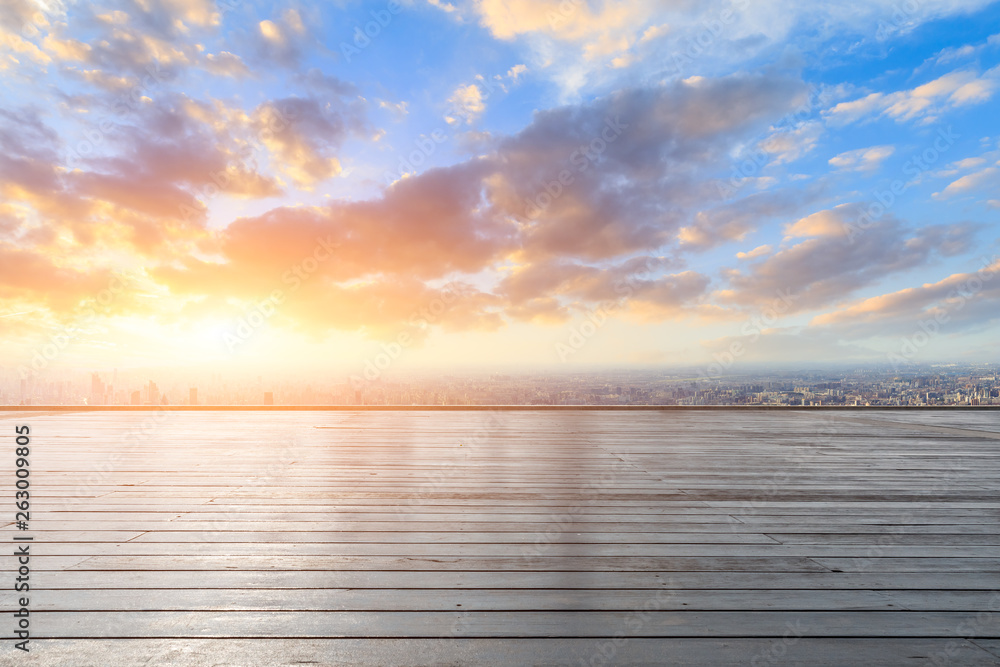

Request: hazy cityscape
left=5, top=365, right=1000, bottom=407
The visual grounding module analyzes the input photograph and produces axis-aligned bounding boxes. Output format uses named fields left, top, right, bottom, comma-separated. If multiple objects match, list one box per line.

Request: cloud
left=73, top=68, right=134, bottom=93
left=295, top=68, right=359, bottom=97
left=473, top=0, right=643, bottom=46
left=41, top=34, right=91, bottom=63
left=145, top=161, right=518, bottom=336
left=950, top=157, right=986, bottom=170
left=721, top=206, right=978, bottom=312
left=809, top=256, right=1000, bottom=338
left=0, top=241, right=147, bottom=317
left=680, top=183, right=825, bottom=251
left=158, top=159, right=514, bottom=292
left=248, top=95, right=368, bottom=189
left=445, top=83, right=486, bottom=125
left=445, top=0, right=653, bottom=93
left=496, top=257, right=712, bottom=324
left=932, top=43, right=979, bottom=65
left=116, top=0, right=220, bottom=33
left=248, top=8, right=312, bottom=68
left=0, top=29, right=51, bottom=69
left=934, top=166, right=1000, bottom=199
left=736, top=244, right=771, bottom=260
left=758, top=121, right=822, bottom=165
left=498, top=255, right=683, bottom=307
left=141, top=72, right=810, bottom=335
left=1, top=94, right=293, bottom=257
left=11, top=45, right=978, bottom=349
left=202, top=51, right=250, bottom=78
left=427, top=0, right=459, bottom=13
left=784, top=203, right=859, bottom=238
left=37, top=5, right=204, bottom=83
left=0, top=106, right=90, bottom=230
left=638, top=23, right=669, bottom=45
left=507, top=63, right=527, bottom=81
left=378, top=99, right=409, bottom=120
left=828, top=145, right=895, bottom=172
left=825, top=66, right=1000, bottom=125
left=426, top=0, right=997, bottom=101
left=488, top=72, right=809, bottom=259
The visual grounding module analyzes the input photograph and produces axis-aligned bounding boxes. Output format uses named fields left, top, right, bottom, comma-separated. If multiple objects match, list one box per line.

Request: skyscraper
left=90, top=373, right=105, bottom=405
left=147, top=381, right=159, bottom=406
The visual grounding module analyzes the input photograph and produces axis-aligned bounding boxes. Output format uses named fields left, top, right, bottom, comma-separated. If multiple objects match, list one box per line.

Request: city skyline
left=8, top=364, right=1000, bottom=407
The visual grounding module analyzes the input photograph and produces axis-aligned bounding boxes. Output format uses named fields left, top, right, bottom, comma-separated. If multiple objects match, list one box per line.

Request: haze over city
left=7, top=365, right=1000, bottom=407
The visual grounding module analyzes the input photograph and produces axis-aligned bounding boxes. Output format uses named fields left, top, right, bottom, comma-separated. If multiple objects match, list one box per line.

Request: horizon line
left=3, top=405, right=1000, bottom=411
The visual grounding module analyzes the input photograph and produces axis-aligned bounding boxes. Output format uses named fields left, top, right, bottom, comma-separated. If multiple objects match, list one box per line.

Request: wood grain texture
left=1, top=409, right=998, bottom=665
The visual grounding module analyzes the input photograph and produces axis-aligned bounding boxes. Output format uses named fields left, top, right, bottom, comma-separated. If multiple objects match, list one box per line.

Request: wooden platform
left=2, top=409, right=999, bottom=665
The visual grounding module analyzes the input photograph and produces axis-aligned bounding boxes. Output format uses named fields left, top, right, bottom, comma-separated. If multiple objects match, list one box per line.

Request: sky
left=1, top=0, right=1000, bottom=379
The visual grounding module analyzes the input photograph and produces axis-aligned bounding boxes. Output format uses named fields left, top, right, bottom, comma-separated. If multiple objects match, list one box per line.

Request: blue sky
left=1, top=0, right=999, bottom=376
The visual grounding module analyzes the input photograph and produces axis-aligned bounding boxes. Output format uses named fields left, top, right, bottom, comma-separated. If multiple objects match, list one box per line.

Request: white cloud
left=825, top=67, right=1000, bottom=125
left=378, top=99, right=410, bottom=119
left=638, top=23, right=669, bottom=45
left=934, top=166, right=1000, bottom=199
left=759, top=121, right=822, bottom=165
left=828, top=145, right=895, bottom=172
left=950, top=157, right=986, bottom=170
left=427, top=0, right=459, bottom=13
left=506, top=63, right=527, bottom=81
left=445, top=83, right=486, bottom=125
left=736, top=244, right=772, bottom=260
left=784, top=204, right=858, bottom=239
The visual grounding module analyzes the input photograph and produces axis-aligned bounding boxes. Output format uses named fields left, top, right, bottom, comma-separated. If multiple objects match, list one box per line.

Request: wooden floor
left=2, top=409, right=999, bottom=665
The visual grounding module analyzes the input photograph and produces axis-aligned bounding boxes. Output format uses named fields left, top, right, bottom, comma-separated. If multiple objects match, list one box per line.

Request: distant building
left=189, top=387, right=198, bottom=406
left=263, top=391, right=274, bottom=405
left=130, top=391, right=140, bottom=406
left=147, top=381, right=159, bottom=406
left=90, top=373, right=105, bottom=405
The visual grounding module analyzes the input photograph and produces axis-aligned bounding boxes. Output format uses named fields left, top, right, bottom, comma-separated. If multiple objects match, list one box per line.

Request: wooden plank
left=18, top=542, right=1000, bottom=558
left=18, top=610, right=1000, bottom=638
left=1, top=408, right=998, bottom=663
left=23, top=570, right=998, bottom=590
left=20, top=554, right=830, bottom=572
left=7, top=638, right=1000, bottom=667
left=19, top=588, right=998, bottom=614
left=23, top=588, right=903, bottom=612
